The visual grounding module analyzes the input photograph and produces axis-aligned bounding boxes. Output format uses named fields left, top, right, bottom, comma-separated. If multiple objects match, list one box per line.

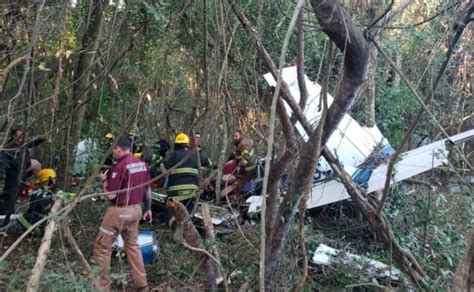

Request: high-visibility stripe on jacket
left=18, top=214, right=32, bottom=229
left=231, top=137, right=256, bottom=176
left=161, top=146, right=211, bottom=195
left=172, top=189, right=197, bottom=201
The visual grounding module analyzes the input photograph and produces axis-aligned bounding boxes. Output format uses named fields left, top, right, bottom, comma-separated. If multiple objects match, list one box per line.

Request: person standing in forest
left=189, top=131, right=202, bottom=150
left=156, top=134, right=171, bottom=159
left=0, top=129, right=48, bottom=221
left=93, top=136, right=152, bottom=292
left=160, top=133, right=211, bottom=231
left=190, top=131, right=213, bottom=167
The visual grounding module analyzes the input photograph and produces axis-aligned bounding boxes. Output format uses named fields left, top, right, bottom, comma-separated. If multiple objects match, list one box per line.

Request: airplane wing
left=246, top=67, right=473, bottom=213
left=305, top=129, right=474, bottom=209
left=246, top=129, right=473, bottom=213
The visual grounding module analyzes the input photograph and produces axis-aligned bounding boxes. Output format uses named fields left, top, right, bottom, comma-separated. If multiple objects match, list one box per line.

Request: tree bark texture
left=166, top=199, right=217, bottom=289
left=296, top=9, right=308, bottom=110
left=365, top=47, right=377, bottom=127
left=451, top=227, right=474, bottom=291
left=228, top=0, right=428, bottom=287
left=310, top=0, right=370, bottom=147
left=57, top=0, right=108, bottom=189
left=266, top=0, right=371, bottom=286
left=62, top=220, right=91, bottom=272
left=393, top=50, right=402, bottom=87
left=26, top=199, right=63, bottom=292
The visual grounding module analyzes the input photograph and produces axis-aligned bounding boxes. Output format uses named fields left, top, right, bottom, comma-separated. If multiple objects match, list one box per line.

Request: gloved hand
left=163, top=178, right=169, bottom=188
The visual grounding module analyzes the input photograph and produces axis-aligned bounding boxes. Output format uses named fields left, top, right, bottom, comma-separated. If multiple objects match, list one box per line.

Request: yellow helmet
left=175, top=133, right=190, bottom=144
left=36, top=168, right=57, bottom=184
left=105, top=133, right=114, bottom=140
left=133, top=152, right=142, bottom=159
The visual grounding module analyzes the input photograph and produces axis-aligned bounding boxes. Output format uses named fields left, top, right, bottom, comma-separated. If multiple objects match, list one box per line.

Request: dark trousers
left=0, top=163, right=20, bottom=218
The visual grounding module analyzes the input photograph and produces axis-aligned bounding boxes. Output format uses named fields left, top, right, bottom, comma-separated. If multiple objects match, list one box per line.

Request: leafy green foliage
left=386, top=178, right=471, bottom=286
left=43, top=270, right=94, bottom=291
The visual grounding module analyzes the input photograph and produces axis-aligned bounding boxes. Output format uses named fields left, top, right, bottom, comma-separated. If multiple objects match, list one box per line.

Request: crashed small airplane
left=245, top=66, right=473, bottom=213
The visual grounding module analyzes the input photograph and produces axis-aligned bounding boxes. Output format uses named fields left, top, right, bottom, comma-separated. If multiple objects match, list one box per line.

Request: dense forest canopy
left=0, top=0, right=472, bottom=290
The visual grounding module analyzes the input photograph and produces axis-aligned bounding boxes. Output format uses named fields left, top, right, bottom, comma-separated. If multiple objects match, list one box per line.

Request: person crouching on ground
left=93, top=136, right=152, bottom=292
left=220, top=130, right=256, bottom=199
left=16, top=168, right=57, bottom=230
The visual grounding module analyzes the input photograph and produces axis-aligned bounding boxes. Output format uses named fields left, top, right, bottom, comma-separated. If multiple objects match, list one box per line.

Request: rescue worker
left=129, top=131, right=144, bottom=154
left=143, top=145, right=163, bottom=180
left=100, top=133, right=115, bottom=175
left=189, top=132, right=202, bottom=150
left=0, top=129, right=47, bottom=225
left=160, top=133, right=211, bottom=230
left=190, top=131, right=213, bottom=166
left=156, top=134, right=170, bottom=158
left=17, top=168, right=57, bottom=229
left=221, top=130, right=256, bottom=198
left=93, top=136, right=152, bottom=292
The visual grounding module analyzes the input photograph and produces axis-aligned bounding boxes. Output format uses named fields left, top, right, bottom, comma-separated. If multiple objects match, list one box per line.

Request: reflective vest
left=161, top=146, right=210, bottom=197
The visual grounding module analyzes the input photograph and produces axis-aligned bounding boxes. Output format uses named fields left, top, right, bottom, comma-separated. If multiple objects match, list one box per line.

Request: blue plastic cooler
left=138, top=230, right=159, bottom=264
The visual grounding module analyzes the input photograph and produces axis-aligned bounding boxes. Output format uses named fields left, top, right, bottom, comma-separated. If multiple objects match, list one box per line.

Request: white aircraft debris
left=194, top=204, right=239, bottom=225
left=245, top=67, right=474, bottom=213
left=312, top=243, right=401, bottom=280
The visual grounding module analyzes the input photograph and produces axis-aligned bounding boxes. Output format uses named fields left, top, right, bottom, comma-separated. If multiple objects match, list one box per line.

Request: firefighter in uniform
left=0, top=129, right=47, bottom=225
left=17, top=168, right=57, bottom=230
left=221, top=130, right=256, bottom=198
left=93, top=136, right=152, bottom=291
left=160, top=133, right=211, bottom=230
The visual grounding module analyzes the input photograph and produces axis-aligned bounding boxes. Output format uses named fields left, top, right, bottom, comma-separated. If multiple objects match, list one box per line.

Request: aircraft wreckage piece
left=152, top=192, right=239, bottom=226
left=244, top=67, right=474, bottom=213
left=305, top=129, right=473, bottom=209
left=194, top=203, right=239, bottom=225
left=263, top=66, right=394, bottom=175
left=312, top=243, right=401, bottom=280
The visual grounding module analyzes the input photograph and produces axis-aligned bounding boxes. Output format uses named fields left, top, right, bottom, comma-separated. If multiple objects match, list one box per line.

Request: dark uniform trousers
left=163, top=190, right=196, bottom=230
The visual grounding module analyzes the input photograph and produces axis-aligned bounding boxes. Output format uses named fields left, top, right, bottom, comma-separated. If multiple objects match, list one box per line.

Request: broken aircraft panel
left=244, top=67, right=474, bottom=213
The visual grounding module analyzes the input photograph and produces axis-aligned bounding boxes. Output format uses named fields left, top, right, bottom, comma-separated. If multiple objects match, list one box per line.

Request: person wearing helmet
left=17, top=168, right=57, bottom=229
left=160, top=133, right=211, bottom=231
left=0, top=129, right=48, bottom=226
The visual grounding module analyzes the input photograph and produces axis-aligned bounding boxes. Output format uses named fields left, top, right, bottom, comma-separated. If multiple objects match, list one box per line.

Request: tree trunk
left=310, top=0, right=369, bottom=147
left=365, top=47, right=377, bottom=127
left=265, top=0, right=370, bottom=286
left=393, top=50, right=402, bottom=87
left=296, top=9, right=308, bottom=109
left=26, top=199, right=63, bottom=292
left=228, top=0, right=428, bottom=287
left=57, top=0, right=108, bottom=189
left=451, top=226, right=474, bottom=291
left=166, top=199, right=217, bottom=289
